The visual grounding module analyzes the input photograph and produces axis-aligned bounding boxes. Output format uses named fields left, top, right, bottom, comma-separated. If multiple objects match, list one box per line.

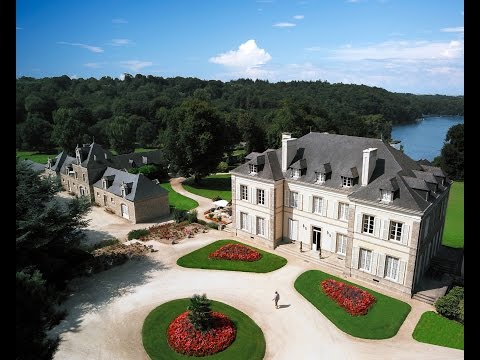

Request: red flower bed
left=321, top=279, right=376, bottom=316
left=208, top=243, right=262, bottom=262
left=167, top=311, right=236, bottom=356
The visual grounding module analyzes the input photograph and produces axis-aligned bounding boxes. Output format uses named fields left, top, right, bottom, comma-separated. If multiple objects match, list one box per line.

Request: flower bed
left=321, top=279, right=376, bottom=316
left=209, top=243, right=262, bottom=262
left=167, top=311, right=236, bottom=356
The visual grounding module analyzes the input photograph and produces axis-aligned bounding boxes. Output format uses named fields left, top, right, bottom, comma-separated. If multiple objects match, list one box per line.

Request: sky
left=16, top=0, right=464, bottom=95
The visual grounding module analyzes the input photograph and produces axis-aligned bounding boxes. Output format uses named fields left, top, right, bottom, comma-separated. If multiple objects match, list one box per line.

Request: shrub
left=207, top=222, right=218, bottom=229
left=435, top=294, right=460, bottom=320
left=92, top=238, right=120, bottom=250
left=212, top=195, right=222, bottom=201
left=173, top=208, right=188, bottom=223
left=188, top=294, right=213, bottom=332
left=216, top=161, right=229, bottom=173
left=208, top=213, right=214, bottom=219
left=321, top=279, right=376, bottom=316
left=448, top=286, right=464, bottom=301
left=128, top=228, right=149, bottom=240
left=209, top=243, right=262, bottom=262
left=197, top=219, right=207, bottom=225
left=458, top=299, right=464, bottom=324
left=186, top=209, right=198, bottom=223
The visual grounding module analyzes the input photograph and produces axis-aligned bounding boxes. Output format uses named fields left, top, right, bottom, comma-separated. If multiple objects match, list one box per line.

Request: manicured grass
left=16, top=150, right=58, bottom=164
left=177, top=240, right=287, bottom=273
left=160, top=182, right=199, bottom=211
left=442, top=181, right=464, bottom=248
left=294, top=270, right=411, bottom=339
left=109, top=147, right=158, bottom=155
left=142, top=298, right=266, bottom=360
left=183, top=174, right=232, bottom=201
left=412, top=311, right=464, bottom=350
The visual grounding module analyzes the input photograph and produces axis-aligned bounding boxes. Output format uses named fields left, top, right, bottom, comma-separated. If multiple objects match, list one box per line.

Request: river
left=391, top=116, right=464, bottom=161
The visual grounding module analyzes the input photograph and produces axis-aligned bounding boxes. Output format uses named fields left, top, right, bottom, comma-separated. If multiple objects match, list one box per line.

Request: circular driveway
left=51, top=231, right=463, bottom=360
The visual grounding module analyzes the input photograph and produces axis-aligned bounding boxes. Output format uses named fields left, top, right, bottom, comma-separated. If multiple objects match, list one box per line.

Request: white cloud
left=57, top=41, right=104, bottom=53
left=347, top=0, right=360, bottom=3
left=112, top=18, right=128, bottom=24
left=293, top=15, right=304, bottom=20
left=441, top=26, right=464, bottom=33
left=273, top=22, right=296, bottom=28
left=69, top=74, right=78, bottom=79
left=209, top=39, right=272, bottom=68
left=110, top=38, right=132, bottom=46
left=305, top=46, right=323, bottom=52
left=16, top=26, right=22, bottom=30
left=120, top=60, right=153, bottom=72
left=84, top=62, right=105, bottom=68
left=118, top=73, right=126, bottom=80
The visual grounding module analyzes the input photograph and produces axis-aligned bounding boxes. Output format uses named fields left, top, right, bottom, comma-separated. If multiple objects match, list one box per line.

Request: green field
left=16, top=150, right=58, bottom=164
left=412, top=311, right=464, bottom=350
left=183, top=174, right=232, bottom=201
left=160, top=182, right=199, bottom=211
left=177, top=240, right=287, bottom=273
left=294, top=270, right=411, bottom=339
left=142, top=299, right=266, bottom=360
left=442, top=182, right=464, bottom=248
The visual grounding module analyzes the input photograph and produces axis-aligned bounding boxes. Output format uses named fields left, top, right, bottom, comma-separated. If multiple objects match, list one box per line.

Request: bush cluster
left=434, top=286, right=464, bottom=323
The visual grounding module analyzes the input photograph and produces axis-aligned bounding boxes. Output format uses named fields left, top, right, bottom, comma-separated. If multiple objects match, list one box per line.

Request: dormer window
left=103, top=180, right=107, bottom=189
left=315, top=172, right=326, bottom=184
left=292, top=169, right=301, bottom=179
left=76, top=149, right=81, bottom=164
left=249, top=164, right=258, bottom=175
left=381, top=190, right=393, bottom=203
left=121, top=188, right=126, bottom=197
left=341, top=176, right=353, bottom=188
left=104, top=153, right=108, bottom=160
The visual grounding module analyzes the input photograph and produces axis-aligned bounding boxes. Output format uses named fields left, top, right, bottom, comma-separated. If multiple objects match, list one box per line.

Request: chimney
left=361, top=148, right=378, bottom=186
left=281, top=133, right=297, bottom=172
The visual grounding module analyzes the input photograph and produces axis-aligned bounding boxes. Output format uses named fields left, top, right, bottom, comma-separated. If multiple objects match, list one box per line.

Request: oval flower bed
left=321, top=279, right=376, bottom=316
left=208, top=243, right=262, bottom=262
left=167, top=311, right=236, bottom=356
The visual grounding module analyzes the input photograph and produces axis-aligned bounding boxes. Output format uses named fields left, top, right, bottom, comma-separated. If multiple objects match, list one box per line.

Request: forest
left=16, top=74, right=464, bottom=157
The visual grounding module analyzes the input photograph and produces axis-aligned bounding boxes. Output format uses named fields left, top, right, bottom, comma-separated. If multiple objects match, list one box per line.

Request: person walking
left=272, top=291, right=280, bottom=309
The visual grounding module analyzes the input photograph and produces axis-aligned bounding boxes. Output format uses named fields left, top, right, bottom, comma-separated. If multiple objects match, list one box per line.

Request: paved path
left=51, top=231, right=463, bottom=360
left=170, top=177, right=215, bottom=219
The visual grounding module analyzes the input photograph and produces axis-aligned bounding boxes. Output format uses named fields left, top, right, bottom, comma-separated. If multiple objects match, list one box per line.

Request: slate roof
left=230, top=132, right=449, bottom=212
left=92, top=167, right=168, bottom=201
left=112, top=149, right=163, bottom=170
left=23, top=159, right=46, bottom=172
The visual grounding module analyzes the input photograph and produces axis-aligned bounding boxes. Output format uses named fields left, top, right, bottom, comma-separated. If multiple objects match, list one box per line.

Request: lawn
left=412, top=311, right=464, bottom=350
left=177, top=240, right=287, bottom=273
left=160, top=182, right=199, bottom=211
left=16, top=150, right=58, bottom=164
left=183, top=174, right=232, bottom=201
left=294, top=270, right=411, bottom=339
left=142, top=298, right=265, bottom=360
left=442, top=181, right=464, bottom=248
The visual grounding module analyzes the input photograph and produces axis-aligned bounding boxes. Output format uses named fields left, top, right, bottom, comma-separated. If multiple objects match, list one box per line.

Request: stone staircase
left=412, top=291, right=440, bottom=305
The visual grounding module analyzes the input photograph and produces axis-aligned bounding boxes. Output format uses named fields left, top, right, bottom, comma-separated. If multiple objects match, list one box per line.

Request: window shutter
left=251, top=216, right=256, bottom=234
left=308, top=195, right=313, bottom=213
left=299, top=194, right=304, bottom=210
left=382, top=220, right=389, bottom=240
left=352, top=246, right=360, bottom=269
left=401, top=224, right=410, bottom=245
left=330, top=232, right=337, bottom=252
left=356, top=213, right=363, bottom=233
left=374, top=217, right=380, bottom=238
left=322, top=199, right=328, bottom=217
left=265, top=189, right=269, bottom=207
left=236, top=210, right=241, bottom=230
left=265, top=218, right=269, bottom=238
left=398, top=260, right=407, bottom=284
left=376, top=254, right=385, bottom=277
left=333, top=202, right=338, bottom=219
left=252, top=188, right=257, bottom=205
left=371, top=252, right=379, bottom=274
left=284, top=188, right=289, bottom=207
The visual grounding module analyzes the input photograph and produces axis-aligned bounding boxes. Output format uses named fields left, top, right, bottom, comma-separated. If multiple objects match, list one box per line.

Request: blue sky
left=16, top=0, right=463, bottom=95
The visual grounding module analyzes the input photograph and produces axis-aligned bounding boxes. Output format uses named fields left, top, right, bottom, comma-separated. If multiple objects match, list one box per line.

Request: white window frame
left=240, top=185, right=248, bottom=201
left=82, top=173, right=86, bottom=182
left=336, top=234, right=347, bottom=255
left=290, top=191, right=299, bottom=208
left=103, top=180, right=107, bottom=189
left=362, top=214, right=375, bottom=234
left=381, top=190, right=392, bottom=203
left=292, top=169, right=301, bottom=179
left=121, top=188, right=126, bottom=197
left=240, top=212, right=248, bottom=230
left=389, top=221, right=403, bottom=242
left=338, top=202, right=349, bottom=221
left=257, top=189, right=265, bottom=205
left=359, top=248, right=372, bottom=272
left=249, top=164, right=258, bottom=175
left=111, top=197, right=115, bottom=204
left=312, top=196, right=323, bottom=214
left=315, top=172, right=326, bottom=184
left=341, top=176, right=353, bottom=187
left=256, top=217, right=265, bottom=236
left=384, top=256, right=399, bottom=281
left=79, top=186, right=85, bottom=196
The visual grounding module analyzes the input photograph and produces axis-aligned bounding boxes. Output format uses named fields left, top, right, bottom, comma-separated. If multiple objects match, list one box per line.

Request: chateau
left=230, top=132, right=450, bottom=296
left=45, top=143, right=169, bottom=223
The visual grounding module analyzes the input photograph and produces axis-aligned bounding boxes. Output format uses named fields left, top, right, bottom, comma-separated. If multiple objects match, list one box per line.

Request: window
left=82, top=173, right=86, bottom=182
left=336, top=234, right=347, bottom=255
left=338, top=202, right=349, bottom=221
left=381, top=190, right=392, bottom=202
left=121, top=188, right=126, bottom=197
left=257, top=189, right=265, bottom=205
left=111, top=197, right=115, bottom=204
left=341, top=176, right=353, bottom=187
left=289, top=191, right=299, bottom=208
left=359, top=248, right=372, bottom=271
left=362, top=214, right=375, bottom=234
left=240, top=212, right=248, bottom=230
left=96, top=192, right=100, bottom=197
left=249, top=164, right=258, bottom=175
left=389, top=221, right=403, bottom=241
left=385, top=256, right=399, bottom=281
left=256, top=217, right=265, bottom=236
left=74, top=172, right=78, bottom=179
left=315, top=172, right=326, bottom=184
left=103, top=180, right=107, bottom=189
left=292, top=169, right=301, bottom=179
left=79, top=187, right=85, bottom=196
left=240, top=185, right=248, bottom=201
left=313, top=196, right=324, bottom=214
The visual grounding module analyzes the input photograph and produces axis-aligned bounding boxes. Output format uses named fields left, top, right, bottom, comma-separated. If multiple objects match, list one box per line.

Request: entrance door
left=103, top=195, right=107, bottom=206
left=312, top=227, right=321, bottom=251
left=288, top=219, right=298, bottom=241
left=121, top=204, right=129, bottom=219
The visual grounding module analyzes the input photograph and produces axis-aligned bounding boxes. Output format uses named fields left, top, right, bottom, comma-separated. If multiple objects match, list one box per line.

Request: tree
left=187, top=294, right=213, bottom=332
left=136, top=121, right=157, bottom=148
left=162, top=98, right=225, bottom=182
left=437, top=123, right=464, bottom=180
left=17, top=114, right=54, bottom=151
left=106, top=115, right=137, bottom=154
left=51, top=108, right=89, bottom=154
